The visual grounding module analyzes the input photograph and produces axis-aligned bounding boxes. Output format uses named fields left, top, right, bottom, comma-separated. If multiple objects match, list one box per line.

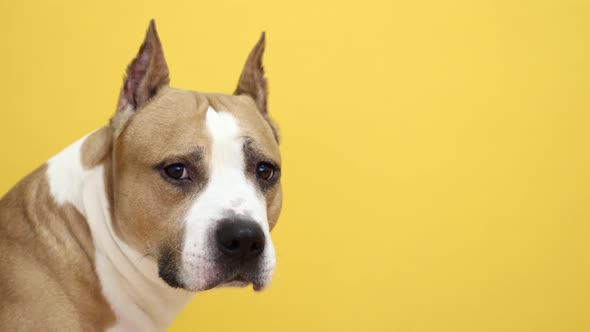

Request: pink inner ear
left=115, top=20, right=169, bottom=115
left=121, top=49, right=152, bottom=109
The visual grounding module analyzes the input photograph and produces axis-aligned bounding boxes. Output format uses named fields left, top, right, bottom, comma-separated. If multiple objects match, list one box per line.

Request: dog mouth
left=217, top=274, right=250, bottom=288
left=230, top=274, right=248, bottom=283
left=159, top=251, right=271, bottom=291
left=212, top=273, right=267, bottom=291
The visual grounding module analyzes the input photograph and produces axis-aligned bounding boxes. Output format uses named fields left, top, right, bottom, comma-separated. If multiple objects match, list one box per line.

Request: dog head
left=108, top=21, right=282, bottom=291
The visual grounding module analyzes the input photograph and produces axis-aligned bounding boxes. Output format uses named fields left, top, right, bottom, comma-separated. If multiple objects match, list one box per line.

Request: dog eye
left=256, top=162, right=275, bottom=181
left=163, top=163, right=189, bottom=180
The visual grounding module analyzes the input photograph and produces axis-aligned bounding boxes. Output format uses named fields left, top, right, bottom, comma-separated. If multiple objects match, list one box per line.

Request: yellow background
left=1, top=0, right=589, bottom=331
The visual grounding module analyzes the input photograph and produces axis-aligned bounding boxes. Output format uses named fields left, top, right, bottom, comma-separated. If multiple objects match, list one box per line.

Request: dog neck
left=46, top=129, right=193, bottom=331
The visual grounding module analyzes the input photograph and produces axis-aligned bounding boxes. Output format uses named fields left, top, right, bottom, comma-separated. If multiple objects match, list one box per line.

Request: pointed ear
left=234, top=32, right=268, bottom=114
left=116, top=19, right=169, bottom=114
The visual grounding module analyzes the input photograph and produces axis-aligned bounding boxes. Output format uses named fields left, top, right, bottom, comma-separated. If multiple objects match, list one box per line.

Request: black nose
left=215, top=220, right=265, bottom=260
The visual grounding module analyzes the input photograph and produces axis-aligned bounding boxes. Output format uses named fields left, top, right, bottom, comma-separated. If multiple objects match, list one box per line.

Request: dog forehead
left=202, top=93, right=280, bottom=162
left=119, top=87, right=279, bottom=163
left=117, top=88, right=207, bottom=161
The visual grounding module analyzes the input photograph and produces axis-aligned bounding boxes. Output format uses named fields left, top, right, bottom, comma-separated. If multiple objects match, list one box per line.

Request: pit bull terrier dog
left=0, top=20, right=282, bottom=331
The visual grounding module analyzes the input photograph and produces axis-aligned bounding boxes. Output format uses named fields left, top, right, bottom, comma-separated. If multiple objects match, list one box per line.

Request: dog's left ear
left=119, top=19, right=169, bottom=112
left=112, top=20, right=169, bottom=136
left=234, top=32, right=268, bottom=115
left=121, top=20, right=170, bottom=110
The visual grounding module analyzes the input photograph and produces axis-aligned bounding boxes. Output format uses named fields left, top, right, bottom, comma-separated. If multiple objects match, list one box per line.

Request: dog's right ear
left=112, top=19, right=169, bottom=136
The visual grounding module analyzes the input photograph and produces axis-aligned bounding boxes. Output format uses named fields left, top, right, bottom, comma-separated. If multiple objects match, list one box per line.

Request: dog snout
left=215, top=219, right=265, bottom=260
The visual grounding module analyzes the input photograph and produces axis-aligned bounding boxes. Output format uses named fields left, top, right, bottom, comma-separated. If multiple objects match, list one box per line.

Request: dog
left=0, top=20, right=282, bottom=331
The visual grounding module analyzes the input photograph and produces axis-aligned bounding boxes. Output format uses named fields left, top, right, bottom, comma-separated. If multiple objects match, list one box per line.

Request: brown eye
left=164, top=163, right=189, bottom=180
left=256, top=162, right=275, bottom=181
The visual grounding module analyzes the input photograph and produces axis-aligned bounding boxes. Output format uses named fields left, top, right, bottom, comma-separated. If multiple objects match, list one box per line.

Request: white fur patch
left=46, top=133, right=91, bottom=214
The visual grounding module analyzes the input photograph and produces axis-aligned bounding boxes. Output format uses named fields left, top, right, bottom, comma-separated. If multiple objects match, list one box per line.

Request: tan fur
left=0, top=166, right=116, bottom=331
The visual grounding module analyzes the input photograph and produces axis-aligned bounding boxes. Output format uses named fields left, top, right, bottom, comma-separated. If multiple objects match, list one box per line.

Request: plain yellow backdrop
left=1, top=0, right=589, bottom=331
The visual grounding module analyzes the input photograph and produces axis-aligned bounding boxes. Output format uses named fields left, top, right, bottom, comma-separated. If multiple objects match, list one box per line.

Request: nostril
left=250, top=241, right=262, bottom=252
left=229, top=239, right=240, bottom=251
left=247, top=235, right=265, bottom=258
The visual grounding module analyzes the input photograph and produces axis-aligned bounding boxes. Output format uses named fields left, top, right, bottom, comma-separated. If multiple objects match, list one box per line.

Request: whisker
left=135, top=252, right=152, bottom=265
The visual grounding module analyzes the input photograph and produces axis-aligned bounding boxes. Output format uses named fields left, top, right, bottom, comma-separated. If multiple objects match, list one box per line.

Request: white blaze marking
left=180, top=106, right=275, bottom=290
